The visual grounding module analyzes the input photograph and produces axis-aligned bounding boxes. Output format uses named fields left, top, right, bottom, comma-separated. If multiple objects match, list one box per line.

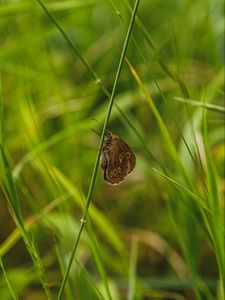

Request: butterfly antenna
left=91, top=118, right=110, bottom=135
left=91, top=128, right=101, bottom=136
left=90, top=117, right=104, bottom=128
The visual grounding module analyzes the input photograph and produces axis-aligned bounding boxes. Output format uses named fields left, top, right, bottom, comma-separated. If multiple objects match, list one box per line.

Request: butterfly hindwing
left=100, top=131, right=136, bottom=185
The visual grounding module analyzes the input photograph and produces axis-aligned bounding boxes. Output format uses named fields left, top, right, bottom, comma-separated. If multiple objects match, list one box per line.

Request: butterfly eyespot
left=119, top=153, right=124, bottom=159
left=126, top=152, right=131, bottom=159
left=119, top=152, right=124, bottom=163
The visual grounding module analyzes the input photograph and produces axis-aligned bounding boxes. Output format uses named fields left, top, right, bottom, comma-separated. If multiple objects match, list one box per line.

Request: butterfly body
left=100, top=130, right=136, bottom=185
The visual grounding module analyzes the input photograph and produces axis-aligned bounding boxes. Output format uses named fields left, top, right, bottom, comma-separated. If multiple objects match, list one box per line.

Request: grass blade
left=0, top=257, right=19, bottom=300
left=202, top=99, right=225, bottom=297
left=153, top=168, right=209, bottom=211
left=174, top=97, right=225, bottom=114
left=0, top=146, right=52, bottom=299
left=0, top=73, right=4, bottom=145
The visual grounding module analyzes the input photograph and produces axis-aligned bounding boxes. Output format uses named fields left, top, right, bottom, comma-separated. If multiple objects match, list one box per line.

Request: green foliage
left=0, top=0, right=224, bottom=299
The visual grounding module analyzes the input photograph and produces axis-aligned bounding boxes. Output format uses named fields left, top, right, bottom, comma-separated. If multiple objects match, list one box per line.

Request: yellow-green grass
left=0, top=0, right=224, bottom=299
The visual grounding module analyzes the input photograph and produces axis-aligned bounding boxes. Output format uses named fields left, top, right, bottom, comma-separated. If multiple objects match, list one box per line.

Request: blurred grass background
left=0, top=0, right=224, bottom=299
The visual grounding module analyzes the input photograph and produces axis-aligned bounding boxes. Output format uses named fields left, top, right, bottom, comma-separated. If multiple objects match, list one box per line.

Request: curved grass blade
left=0, top=146, right=52, bottom=299
left=174, top=97, right=225, bottom=114
left=152, top=168, right=209, bottom=212
left=125, top=58, right=192, bottom=187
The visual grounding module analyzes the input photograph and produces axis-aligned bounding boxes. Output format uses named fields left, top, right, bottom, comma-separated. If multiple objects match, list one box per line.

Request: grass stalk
left=0, top=257, right=19, bottom=300
left=35, top=0, right=110, bottom=99
left=202, top=101, right=225, bottom=297
left=0, top=73, right=4, bottom=146
left=35, top=0, right=153, bottom=168
left=127, top=238, right=138, bottom=300
left=125, top=58, right=192, bottom=187
left=86, top=217, right=113, bottom=300
left=174, top=97, right=225, bottom=114
left=0, top=78, right=52, bottom=299
left=0, top=146, right=53, bottom=299
left=56, top=1, right=140, bottom=299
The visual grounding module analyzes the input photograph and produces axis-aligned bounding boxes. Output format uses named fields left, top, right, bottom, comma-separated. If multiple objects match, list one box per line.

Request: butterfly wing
left=101, top=134, right=136, bottom=185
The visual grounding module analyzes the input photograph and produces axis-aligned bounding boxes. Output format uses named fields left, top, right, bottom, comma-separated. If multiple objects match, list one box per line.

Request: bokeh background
left=0, top=0, right=224, bottom=299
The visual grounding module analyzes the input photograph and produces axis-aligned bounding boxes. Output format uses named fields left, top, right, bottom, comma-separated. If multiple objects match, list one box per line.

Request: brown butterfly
left=100, top=130, right=136, bottom=185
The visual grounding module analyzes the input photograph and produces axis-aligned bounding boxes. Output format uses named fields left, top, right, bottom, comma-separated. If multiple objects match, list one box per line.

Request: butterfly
left=100, top=130, right=136, bottom=185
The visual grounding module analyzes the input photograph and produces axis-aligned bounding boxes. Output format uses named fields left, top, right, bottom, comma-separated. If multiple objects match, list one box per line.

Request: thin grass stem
left=127, top=238, right=138, bottom=300
left=35, top=0, right=153, bottom=171
left=56, top=1, right=140, bottom=299
left=0, top=257, right=19, bottom=300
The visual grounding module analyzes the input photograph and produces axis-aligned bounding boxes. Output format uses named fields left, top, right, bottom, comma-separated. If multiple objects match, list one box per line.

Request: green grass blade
left=174, top=97, right=225, bottom=114
left=0, top=146, right=24, bottom=229
left=0, top=257, right=19, bottom=300
left=0, top=73, right=4, bottom=145
left=74, top=261, right=105, bottom=300
left=153, top=168, right=209, bottom=212
left=127, top=239, right=138, bottom=300
left=0, top=146, right=52, bottom=299
left=202, top=100, right=225, bottom=297
left=50, top=166, right=125, bottom=254
left=86, top=219, right=113, bottom=300
left=126, top=59, right=192, bottom=187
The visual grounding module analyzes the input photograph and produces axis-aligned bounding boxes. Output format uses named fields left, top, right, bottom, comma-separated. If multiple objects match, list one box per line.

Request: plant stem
left=56, top=1, right=140, bottom=299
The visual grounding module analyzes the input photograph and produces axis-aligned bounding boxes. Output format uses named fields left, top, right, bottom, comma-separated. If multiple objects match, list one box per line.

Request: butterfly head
left=104, top=130, right=112, bottom=145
